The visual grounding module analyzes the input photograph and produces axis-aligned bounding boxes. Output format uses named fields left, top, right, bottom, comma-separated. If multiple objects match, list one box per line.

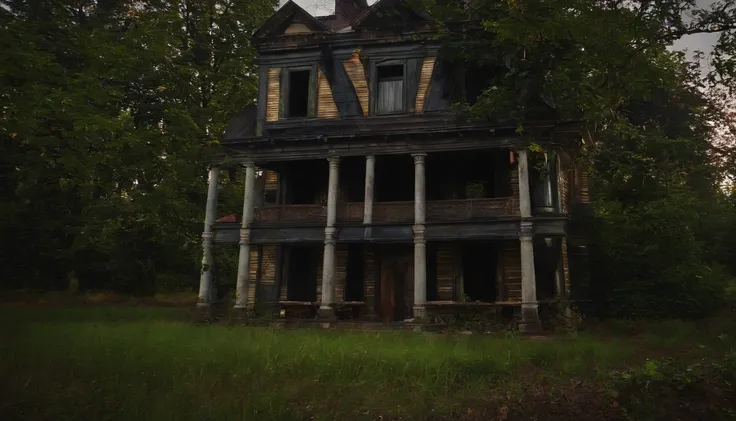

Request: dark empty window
left=288, top=70, right=310, bottom=118
left=376, top=65, right=404, bottom=114
left=344, top=245, right=365, bottom=301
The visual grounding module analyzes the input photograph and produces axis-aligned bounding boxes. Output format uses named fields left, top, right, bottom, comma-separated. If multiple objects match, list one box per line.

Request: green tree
left=0, top=0, right=276, bottom=293
left=420, top=0, right=736, bottom=318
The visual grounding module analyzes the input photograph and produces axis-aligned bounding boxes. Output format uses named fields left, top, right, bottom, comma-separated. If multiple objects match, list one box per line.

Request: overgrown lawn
left=1, top=307, right=734, bottom=421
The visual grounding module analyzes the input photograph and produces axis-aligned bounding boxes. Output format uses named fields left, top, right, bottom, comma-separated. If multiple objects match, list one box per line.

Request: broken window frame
left=279, top=65, right=318, bottom=120
left=371, top=60, right=408, bottom=115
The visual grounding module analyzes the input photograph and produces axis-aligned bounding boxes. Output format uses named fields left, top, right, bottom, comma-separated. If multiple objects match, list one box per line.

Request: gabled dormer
left=231, top=0, right=456, bottom=141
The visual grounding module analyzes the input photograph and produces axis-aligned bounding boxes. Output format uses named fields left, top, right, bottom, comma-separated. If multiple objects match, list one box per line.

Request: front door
left=379, top=247, right=413, bottom=322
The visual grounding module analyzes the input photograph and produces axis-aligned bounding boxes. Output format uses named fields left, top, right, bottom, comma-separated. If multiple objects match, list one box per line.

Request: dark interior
left=426, top=150, right=512, bottom=200
left=344, top=244, right=365, bottom=301
left=378, top=64, right=403, bottom=80
left=284, top=160, right=327, bottom=204
left=375, top=154, right=414, bottom=202
left=288, top=70, right=310, bottom=118
left=461, top=242, right=497, bottom=302
left=534, top=237, right=560, bottom=300
left=287, top=246, right=318, bottom=301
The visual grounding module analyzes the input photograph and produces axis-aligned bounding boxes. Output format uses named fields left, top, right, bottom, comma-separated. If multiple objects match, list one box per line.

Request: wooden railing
left=427, top=198, right=515, bottom=220
left=254, top=198, right=515, bottom=223
left=254, top=205, right=326, bottom=222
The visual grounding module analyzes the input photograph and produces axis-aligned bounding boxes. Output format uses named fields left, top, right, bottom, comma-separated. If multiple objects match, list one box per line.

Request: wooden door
left=379, top=247, right=413, bottom=322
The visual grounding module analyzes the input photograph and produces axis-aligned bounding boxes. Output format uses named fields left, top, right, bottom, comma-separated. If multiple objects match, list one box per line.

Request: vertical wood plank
left=334, top=245, right=348, bottom=303
left=414, top=56, right=436, bottom=113
left=317, top=65, right=339, bottom=119
left=266, top=68, right=281, bottom=122
left=343, top=52, right=370, bottom=116
left=363, top=246, right=376, bottom=316
left=436, top=243, right=455, bottom=301
left=406, top=58, right=422, bottom=113
left=500, top=242, right=522, bottom=302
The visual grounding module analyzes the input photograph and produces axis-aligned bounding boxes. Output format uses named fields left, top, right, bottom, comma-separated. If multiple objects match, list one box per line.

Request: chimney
left=335, top=0, right=369, bottom=22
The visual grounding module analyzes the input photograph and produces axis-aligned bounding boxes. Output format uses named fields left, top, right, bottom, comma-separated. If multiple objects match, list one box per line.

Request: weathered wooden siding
left=279, top=247, right=289, bottom=301
left=436, top=243, right=455, bottom=300
left=414, top=56, right=435, bottom=113
left=246, top=248, right=260, bottom=307
left=561, top=238, right=570, bottom=297
left=284, top=23, right=311, bottom=34
left=343, top=52, right=369, bottom=115
left=363, top=247, right=376, bottom=316
left=315, top=248, right=325, bottom=302
left=499, top=242, right=522, bottom=301
left=579, top=170, right=591, bottom=203
left=266, top=68, right=280, bottom=122
left=264, top=170, right=278, bottom=190
left=261, top=245, right=277, bottom=285
left=560, top=168, right=571, bottom=214
left=334, top=245, right=348, bottom=302
left=510, top=154, right=521, bottom=216
left=317, top=66, right=339, bottom=119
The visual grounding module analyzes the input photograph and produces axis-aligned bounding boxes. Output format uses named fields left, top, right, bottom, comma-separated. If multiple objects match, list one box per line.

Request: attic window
left=288, top=70, right=311, bottom=118
left=376, top=65, right=404, bottom=114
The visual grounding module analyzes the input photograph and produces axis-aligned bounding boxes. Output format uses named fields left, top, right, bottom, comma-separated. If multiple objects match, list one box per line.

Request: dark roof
left=316, top=14, right=351, bottom=31
left=253, top=0, right=329, bottom=40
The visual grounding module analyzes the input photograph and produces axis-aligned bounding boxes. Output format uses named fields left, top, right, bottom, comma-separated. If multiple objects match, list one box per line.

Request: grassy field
left=1, top=305, right=735, bottom=421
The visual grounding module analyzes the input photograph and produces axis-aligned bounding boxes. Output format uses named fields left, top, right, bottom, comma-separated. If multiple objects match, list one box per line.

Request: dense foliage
left=420, top=0, right=736, bottom=317
left=0, top=0, right=276, bottom=293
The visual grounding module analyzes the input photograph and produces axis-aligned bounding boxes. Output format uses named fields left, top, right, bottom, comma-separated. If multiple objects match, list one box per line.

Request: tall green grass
left=0, top=307, right=733, bottom=421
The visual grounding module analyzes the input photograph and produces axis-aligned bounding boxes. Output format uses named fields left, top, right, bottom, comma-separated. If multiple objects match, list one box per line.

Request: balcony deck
left=252, top=198, right=518, bottom=225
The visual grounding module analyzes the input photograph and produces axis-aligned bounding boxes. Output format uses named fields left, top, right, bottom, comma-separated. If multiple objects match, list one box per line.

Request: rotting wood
left=343, top=52, right=370, bottom=115
left=266, top=68, right=280, bottom=122
left=414, top=56, right=435, bottom=113
left=317, top=65, right=339, bottom=119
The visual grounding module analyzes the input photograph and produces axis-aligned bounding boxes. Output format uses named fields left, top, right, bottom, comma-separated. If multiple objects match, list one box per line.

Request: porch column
left=412, top=153, right=427, bottom=319
left=319, top=156, right=340, bottom=320
left=197, top=165, right=220, bottom=310
left=517, top=149, right=541, bottom=331
left=234, top=162, right=257, bottom=314
left=363, top=155, right=375, bottom=224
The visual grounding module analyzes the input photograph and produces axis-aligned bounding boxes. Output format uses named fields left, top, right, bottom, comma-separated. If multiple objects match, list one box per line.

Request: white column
left=517, top=149, right=540, bottom=331
left=412, top=153, right=427, bottom=319
left=197, top=165, right=220, bottom=309
left=363, top=155, right=375, bottom=225
left=234, top=162, right=257, bottom=312
left=319, top=156, right=340, bottom=319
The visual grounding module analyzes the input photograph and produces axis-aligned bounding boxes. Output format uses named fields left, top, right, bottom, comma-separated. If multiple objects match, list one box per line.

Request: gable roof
left=253, top=0, right=330, bottom=40
left=352, top=0, right=432, bottom=29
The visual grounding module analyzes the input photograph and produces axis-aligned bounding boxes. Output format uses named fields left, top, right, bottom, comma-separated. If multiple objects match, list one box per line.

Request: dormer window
left=279, top=67, right=316, bottom=119
left=376, top=64, right=405, bottom=114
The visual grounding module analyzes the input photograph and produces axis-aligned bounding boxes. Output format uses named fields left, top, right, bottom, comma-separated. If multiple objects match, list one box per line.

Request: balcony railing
left=254, top=198, right=515, bottom=224
left=254, top=204, right=326, bottom=223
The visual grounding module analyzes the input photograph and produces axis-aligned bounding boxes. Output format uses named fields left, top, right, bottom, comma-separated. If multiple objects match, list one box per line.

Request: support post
left=517, top=149, right=541, bottom=332
left=412, top=153, right=427, bottom=320
left=319, top=156, right=340, bottom=322
left=363, top=155, right=375, bottom=225
left=197, top=165, right=220, bottom=314
left=234, top=162, right=257, bottom=318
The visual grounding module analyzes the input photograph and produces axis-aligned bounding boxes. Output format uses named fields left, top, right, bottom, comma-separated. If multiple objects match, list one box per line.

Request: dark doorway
left=534, top=238, right=560, bottom=300
left=461, top=243, right=497, bottom=302
left=378, top=246, right=413, bottom=321
left=288, top=70, right=310, bottom=118
left=345, top=244, right=365, bottom=301
left=287, top=246, right=318, bottom=302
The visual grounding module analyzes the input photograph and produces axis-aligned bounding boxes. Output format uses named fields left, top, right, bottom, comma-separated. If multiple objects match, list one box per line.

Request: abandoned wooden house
left=197, top=0, right=592, bottom=330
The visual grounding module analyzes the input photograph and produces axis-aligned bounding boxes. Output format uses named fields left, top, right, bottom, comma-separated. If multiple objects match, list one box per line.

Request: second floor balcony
left=252, top=197, right=518, bottom=225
